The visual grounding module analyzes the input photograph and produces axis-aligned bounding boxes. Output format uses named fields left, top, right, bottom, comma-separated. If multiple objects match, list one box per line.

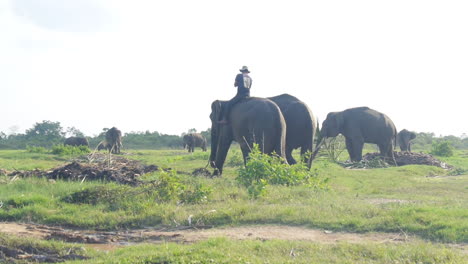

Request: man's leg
left=219, top=94, right=246, bottom=123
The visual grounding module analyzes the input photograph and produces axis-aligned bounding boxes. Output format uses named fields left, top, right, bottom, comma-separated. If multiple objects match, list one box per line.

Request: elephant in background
left=319, top=107, right=397, bottom=162
left=209, top=97, right=287, bottom=175
left=64, top=137, right=89, bottom=147
left=268, top=94, right=317, bottom=168
left=183, top=133, right=207, bottom=152
left=397, top=129, right=416, bottom=152
left=99, top=127, right=122, bottom=154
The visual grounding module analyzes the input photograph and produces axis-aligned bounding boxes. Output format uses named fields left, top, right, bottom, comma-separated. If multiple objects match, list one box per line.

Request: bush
left=236, top=144, right=329, bottom=198
left=226, top=149, right=244, bottom=167
left=178, top=182, right=212, bottom=204
left=51, top=144, right=90, bottom=155
left=430, top=141, right=454, bottom=157
left=63, top=170, right=211, bottom=207
left=26, top=146, right=48, bottom=153
left=63, top=185, right=131, bottom=205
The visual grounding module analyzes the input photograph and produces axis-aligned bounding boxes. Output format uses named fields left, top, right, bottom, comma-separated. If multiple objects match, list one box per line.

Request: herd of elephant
left=63, top=94, right=417, bottom=175
left=208, top=94, right=417, bottom=175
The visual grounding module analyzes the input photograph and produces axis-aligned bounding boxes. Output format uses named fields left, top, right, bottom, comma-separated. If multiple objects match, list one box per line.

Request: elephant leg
left=408, top=143, right=412, bottom=152
left=300, top=142, right=313, bottom=165
left=347, top=138, right=364, bottom=162
left=378, top=142, right=392, bottom=158
left=345, top=138, right=354, bottom=161
left=240, top=147, right=250, bottom=165
left=286, top=146, right=297, bottom=165
left=354, top=140, right=364, bottom=162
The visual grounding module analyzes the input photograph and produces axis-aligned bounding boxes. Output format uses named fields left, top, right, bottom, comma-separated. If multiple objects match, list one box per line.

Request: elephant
left=269, top=94, right=317, bottom=168
left=318, top=107, right=397, bottom=162
left=183, top=133, right=207, bottom=152
left=209, top=97, right=287, bottom=175
left=397, top=129, right=416, bottom=152
left=64, top=136, right=89, bottom=147
left=100, top=127, right=122, bottom=154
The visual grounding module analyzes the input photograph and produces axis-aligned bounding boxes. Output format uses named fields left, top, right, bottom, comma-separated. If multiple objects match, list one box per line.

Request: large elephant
left=318, top=107, right=397, bottom=162
left=101, top=127, right=122, bottom=154
left=397, top=129, right=416, bottom=152
left=183, top=133, right=207, bottom=152
left=209, top=97, right=287, bottom=175
left=64, top=136, right=89, bottom=147
left=269, top=94, right=317, bottom=168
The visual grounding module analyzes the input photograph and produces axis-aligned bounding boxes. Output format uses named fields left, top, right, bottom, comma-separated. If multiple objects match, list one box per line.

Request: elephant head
left=397, top=129, right=416, bottom=152
left=182, top=134, right=190, bottom=149
left=209, top=100, right=231, bottom=173
left=321, top=112, right=344, bottom=138
left=105, top=127, right=123, bottom=154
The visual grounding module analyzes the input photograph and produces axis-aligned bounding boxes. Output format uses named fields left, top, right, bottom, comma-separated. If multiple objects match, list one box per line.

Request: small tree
left=430, top=141, right=454, bottom=157
left=322, top=135, right=346, bottom=162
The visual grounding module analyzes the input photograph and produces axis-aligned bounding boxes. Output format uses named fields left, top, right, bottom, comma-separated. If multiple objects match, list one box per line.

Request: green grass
left=0, top=233, right=464, bottom=264
left=77, top=238, right=465, bottom=264
left=0, top=149, right=467, bottom=262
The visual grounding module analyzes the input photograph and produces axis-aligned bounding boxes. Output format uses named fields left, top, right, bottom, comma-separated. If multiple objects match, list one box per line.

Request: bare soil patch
left=2, top=223, right=467, bottom=256
left=0, top=223, right=88, bottom=263
left=0, top=222, right=409, bottom=248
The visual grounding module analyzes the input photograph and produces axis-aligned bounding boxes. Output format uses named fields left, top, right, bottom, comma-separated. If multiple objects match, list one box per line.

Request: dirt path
left=1, top=222, right=466, bottom=253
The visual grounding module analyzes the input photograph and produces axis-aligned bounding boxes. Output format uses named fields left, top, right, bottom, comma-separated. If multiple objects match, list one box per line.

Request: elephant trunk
left=209, top=127, right=218, bottom=167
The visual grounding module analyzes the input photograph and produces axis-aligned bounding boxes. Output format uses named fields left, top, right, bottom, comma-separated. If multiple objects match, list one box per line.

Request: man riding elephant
left=218, top=66, right=252, bottom=124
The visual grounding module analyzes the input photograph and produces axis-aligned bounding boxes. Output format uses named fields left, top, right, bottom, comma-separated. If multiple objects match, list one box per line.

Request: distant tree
left=25, top=120, right=65, bottom=147
left=200, top=128, right=211, bottom=147
left=66, top=126, right=85, bottom=137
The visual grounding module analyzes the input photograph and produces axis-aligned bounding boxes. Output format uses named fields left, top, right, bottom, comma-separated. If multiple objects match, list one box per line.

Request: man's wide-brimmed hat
left=239, top=66, right=250, bottom=73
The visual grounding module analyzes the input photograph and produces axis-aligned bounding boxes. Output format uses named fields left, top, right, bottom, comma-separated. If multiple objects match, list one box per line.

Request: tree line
left=0, top=120, right=467, bottom=150
left=0, top=121, right=211, bottom=150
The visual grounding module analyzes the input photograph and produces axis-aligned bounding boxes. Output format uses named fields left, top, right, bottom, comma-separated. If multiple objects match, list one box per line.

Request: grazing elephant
left=319, top=107, right=397, bottom=162
left=64, top=137, right=89, bottom=147
left=183, top=133, right=207, bottom=152
left=269, top=94, right=317, bottom=168
left=209, top=97, right=287, bottom=175
left=101, top=127, right=122, bottom=154
left=397, top=129, right=416, bottom=152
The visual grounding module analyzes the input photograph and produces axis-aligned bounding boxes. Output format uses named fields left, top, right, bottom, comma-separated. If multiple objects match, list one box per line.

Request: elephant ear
left=210, top=100, right=222, bottom=122
left=410, top=132, right=416, bottom=140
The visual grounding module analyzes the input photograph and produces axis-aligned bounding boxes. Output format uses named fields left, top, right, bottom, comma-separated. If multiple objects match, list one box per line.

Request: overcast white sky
left=1, top=0, right=467, bottom=137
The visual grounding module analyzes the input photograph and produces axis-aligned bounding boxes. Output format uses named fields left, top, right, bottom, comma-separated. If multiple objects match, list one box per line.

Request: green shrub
left=236, top=144, right=328, bottom=198
left=62, top=185, right=130, bottom=205
left=178, top=182, right=212, bottom=204
left=51, top=144, right=90, bottom=155
left=151, top=169, right=184, bottom=202
left=63, top=170, right=211, bottom=206
left=226, top=150, right=244, bottom=167
left=26, top=146, right=48, bottom=153
left=430, top=141, right=454, bottom=157
left=5, top=195, right=49, bottom=208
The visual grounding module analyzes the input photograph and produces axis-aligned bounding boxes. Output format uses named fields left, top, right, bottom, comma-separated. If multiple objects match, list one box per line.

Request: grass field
left=0, top=148, right=467, bottom=263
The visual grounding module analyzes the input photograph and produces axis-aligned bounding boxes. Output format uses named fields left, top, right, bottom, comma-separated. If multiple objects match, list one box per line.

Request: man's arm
left=234, top=74, right=242, bottom=87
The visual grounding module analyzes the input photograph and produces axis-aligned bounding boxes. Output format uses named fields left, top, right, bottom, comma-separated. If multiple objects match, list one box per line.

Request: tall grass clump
left=236, top=144, right=329, bottom=198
